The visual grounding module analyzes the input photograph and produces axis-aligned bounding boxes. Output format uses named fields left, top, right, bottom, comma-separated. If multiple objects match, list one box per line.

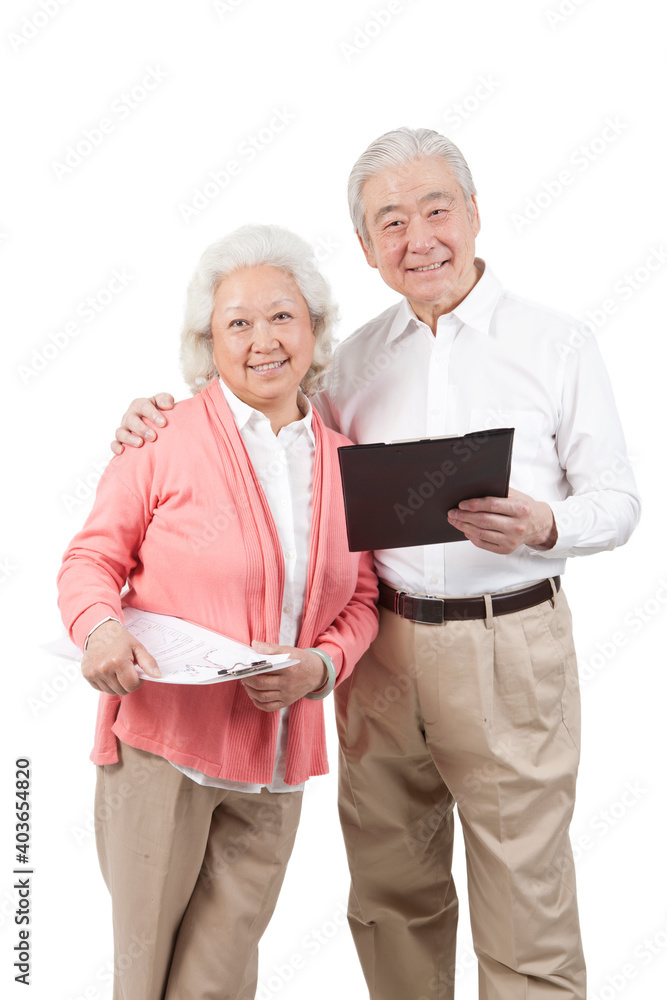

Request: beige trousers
left=94, top=741, right=303, bottom=1000
left=336, top=589, right=586, bottom=1000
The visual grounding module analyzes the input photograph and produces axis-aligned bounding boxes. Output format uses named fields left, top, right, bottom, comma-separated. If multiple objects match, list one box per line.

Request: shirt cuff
left=527, top=500, right=582, bottom=558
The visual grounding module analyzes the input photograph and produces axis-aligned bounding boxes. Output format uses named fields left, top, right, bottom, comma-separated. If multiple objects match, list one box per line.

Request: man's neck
left=409, top=261, right=483, bottom=335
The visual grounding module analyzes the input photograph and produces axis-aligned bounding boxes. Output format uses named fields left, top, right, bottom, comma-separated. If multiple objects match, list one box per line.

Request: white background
left=2, top=1, right=665, bottom=998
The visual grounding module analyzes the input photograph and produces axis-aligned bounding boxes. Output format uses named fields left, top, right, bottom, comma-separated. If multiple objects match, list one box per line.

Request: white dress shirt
left=316, top=260, right=640, bottom=598
left=171, top=378, right=315, bottom=792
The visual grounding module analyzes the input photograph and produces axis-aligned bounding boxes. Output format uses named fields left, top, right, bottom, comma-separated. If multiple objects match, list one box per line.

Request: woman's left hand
left=240, top=641, right=330, bottom=712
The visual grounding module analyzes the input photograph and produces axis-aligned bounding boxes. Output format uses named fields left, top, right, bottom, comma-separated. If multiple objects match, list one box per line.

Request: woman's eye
left=229, top=319, right=248, bottom=328
left=274, top=312, right=292, bottom=321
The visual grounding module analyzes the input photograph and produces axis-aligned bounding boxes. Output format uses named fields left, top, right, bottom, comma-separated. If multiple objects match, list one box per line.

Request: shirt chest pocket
left=468, top=408, right=545, bottom=493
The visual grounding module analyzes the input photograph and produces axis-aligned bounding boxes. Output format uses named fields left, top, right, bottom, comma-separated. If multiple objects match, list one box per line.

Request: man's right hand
left=111, top=393, right=175, bottom=454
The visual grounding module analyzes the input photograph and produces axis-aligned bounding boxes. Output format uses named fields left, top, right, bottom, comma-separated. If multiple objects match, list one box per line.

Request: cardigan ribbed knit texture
left=57, top=380, right=378, bottom=786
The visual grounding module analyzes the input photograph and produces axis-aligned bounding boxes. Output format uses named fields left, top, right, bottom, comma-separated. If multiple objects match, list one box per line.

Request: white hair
left=348, top=127, right=478, bottom=245
left=181, top=224, right=339, bottom=397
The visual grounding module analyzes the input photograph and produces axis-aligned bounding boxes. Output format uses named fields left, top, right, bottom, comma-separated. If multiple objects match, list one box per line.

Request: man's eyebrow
left=373, top=204, right=401, bottom=224
left=373, top=191, right=456, bottom=224
left=418, top=190, right=456, bottom=205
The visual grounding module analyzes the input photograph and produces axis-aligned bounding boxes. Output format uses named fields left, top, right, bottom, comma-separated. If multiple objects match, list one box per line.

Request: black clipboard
left=337, top=428, right=514, bottom=551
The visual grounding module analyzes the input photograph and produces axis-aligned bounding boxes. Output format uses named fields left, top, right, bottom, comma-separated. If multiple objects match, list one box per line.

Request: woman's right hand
left=81, top=620, right=161, bottom=695
left=111, top=393, right=175, bottom=455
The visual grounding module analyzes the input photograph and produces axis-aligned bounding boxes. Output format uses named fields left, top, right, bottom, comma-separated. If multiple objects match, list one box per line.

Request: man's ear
left=356, top=230, right=377, bottom=270
left=470, top=194, right=481, bottom=238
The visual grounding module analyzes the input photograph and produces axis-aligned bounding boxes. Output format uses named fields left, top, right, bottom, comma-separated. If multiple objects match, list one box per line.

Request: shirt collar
left=218, top=377, right=315, bottom=443
left=385, top=258, right=503, bottom=343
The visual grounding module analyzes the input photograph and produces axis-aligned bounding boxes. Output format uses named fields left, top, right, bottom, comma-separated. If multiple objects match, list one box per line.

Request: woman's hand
left=240, top=641, right=330, bottom=712
left=81, top=620, right=161, bottom=695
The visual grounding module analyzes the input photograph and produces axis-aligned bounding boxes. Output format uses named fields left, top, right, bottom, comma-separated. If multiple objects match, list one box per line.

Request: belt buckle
left=404, top=594, right=445, bottom=625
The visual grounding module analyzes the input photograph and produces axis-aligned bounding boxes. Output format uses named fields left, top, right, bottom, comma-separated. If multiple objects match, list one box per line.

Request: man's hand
left=111, top=393, right=175, bottom=455
left=241, top=641, right=330, bottom=712
left=447, top=487, right=557, bottom=555
left=81, top=620, right=161, bottom=695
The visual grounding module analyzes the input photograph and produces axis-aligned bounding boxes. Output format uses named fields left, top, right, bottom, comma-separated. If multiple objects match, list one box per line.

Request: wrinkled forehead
left=361, top=157, right=465, bottom=220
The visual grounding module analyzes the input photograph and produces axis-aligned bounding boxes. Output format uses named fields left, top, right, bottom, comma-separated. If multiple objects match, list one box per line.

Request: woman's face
left=210, top=265, right=316, bottom=419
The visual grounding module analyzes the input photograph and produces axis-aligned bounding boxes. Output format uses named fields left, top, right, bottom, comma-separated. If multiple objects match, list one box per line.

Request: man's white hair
left=181, top=224, right=338, bottom=397
left=348, top=127, right=478, bottom=245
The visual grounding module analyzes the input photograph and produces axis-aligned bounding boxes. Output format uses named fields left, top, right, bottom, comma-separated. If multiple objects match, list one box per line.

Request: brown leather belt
left=378, top=577, right=560, bottom=625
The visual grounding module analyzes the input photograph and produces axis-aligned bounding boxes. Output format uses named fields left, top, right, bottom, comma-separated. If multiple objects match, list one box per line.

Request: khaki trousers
left=335, top=589, right=586, bottom=1000
left=94, top=742, right=303, bottom=1000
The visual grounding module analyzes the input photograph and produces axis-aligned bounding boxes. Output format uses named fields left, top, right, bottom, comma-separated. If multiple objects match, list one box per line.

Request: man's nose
left=406, top=217, right=436, bottom=252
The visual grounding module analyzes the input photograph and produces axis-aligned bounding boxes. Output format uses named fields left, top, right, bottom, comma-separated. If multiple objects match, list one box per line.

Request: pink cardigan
left=57, top=381, right=378, bottom=785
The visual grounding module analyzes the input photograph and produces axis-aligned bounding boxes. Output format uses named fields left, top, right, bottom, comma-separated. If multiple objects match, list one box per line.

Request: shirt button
left=429, top=576, right=439, bottom=585
left=285, top=551, right=295, bottom=560
left=435, top=354, right=445, bottom=363
left=282, top=605, right=292, bottom=615
left=430, top=408, right=441, bottom=416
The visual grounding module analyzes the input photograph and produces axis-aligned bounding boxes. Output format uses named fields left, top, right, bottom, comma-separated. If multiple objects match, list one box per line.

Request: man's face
left=358, top=157, right=481, bottom=319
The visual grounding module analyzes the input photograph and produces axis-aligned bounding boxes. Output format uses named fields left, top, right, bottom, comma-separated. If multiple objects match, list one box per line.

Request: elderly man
left=112, top=128, right=639, bottom=999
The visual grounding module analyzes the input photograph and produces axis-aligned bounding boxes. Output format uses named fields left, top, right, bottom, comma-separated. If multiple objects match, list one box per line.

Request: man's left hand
left=240, top=641, right=329, bottom=712
left=447, top=487, right=557, bottom=554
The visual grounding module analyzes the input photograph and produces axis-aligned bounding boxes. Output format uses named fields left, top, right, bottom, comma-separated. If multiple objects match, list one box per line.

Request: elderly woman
left=57, top=225, right=378, bottom=1000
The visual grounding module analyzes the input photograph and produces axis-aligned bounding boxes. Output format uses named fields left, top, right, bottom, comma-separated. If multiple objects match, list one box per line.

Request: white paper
left=43, top=608, right=297, bottom=685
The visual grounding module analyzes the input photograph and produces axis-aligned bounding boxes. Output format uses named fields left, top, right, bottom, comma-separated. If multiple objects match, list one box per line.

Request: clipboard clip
left=217, top=659, right=273, bottom=677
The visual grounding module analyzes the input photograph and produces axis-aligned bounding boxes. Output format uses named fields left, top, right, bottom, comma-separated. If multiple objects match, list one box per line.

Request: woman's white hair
left=348, top=127, right=478, bottom=245
left=181, top=224, right=339, bottom=397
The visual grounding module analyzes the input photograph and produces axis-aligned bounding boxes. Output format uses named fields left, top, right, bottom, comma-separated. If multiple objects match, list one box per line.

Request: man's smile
left=407, top=260, right=447, bottom=272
